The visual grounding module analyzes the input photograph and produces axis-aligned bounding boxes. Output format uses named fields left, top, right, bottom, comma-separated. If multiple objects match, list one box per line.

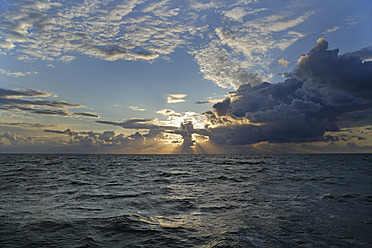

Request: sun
left=167, top=112, right=207, bottom=129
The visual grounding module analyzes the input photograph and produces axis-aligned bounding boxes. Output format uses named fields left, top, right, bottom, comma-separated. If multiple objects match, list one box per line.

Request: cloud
left=3, top=126, right=370, bottom=153
left=195, top=97, right=225, bottom=104
left=95, top=110, right=208, bottom=152
left=0, top=68, right=37, bottom=77
left=74, top=112, right=100, bottom=118
left=2, top=125, right=169, bottom=153
left=156, top=109, right=182, bottom=117
left=59, top=55, right=76, bottom=63
left=322, top=25, right=340, bottom=34
left=96, top=118, right=166, bottom=130
left=4, top=38, right=371, bottom=154
left=167, top=94, right=187, bottom=103
left=255, top=11, right=314, bottom=33
left=129, top=106, right=146, bottom=111
left=0, top=122, right=55, bottom=128
left=0, top=88, right=51, bottom=98
left=155, top=109, right=207, bottom=129
left=0, top=98, right=81, bottom=109
left=278, top=58, right=290, bottom=67
left=191, top=40, right=269, bottom=89
left=190, top=8, right=311, bottom=89
left=0, top=40, right=15, bottom=49
left=292, top=38, right=371, bottom=100
left=224, top=7, right=249, bottom=22
left=44, top=128, right=77, bottom=136
left=343, top=46, right=372, bottom=63
left=204, top=39, right=372, bottom=146
left=0, top=1, right=319, bottom=90
left=189, top=1, right=218, bottom=11
left=0, top=0, right=194, bottom=62
left=166, top=122, right=197, bottom=152
left=0, top=132, right=32, bottom=146
left=0, top=87, right=99, bottom=118
left=35, top=127, right=173, bottom=153
left=15, top=128, right=144, bottom=152
left=30, top=109, right=71, bottom=116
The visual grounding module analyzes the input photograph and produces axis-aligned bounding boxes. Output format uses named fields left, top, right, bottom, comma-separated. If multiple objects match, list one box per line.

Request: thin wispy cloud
left=322, top=25, right=340, bottom=34
left=0, top=88, right=97, bottom=118
left=97, top=118, right=162, bottom=130
left=0, top=68, right=37, bottom=77
left=0, top=122, right=56, bottom=128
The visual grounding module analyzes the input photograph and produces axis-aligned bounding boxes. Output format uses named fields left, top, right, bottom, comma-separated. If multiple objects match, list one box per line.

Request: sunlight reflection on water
left=0, top=154, right=371, bottom=247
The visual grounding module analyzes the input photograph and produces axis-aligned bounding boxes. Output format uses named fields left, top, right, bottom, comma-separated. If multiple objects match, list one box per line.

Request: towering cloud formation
left=205, top=39, right=372, bottom=146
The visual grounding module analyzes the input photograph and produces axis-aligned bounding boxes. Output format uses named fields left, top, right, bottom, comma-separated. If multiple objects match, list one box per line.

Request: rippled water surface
left=0, top=154, right=371, bottom=247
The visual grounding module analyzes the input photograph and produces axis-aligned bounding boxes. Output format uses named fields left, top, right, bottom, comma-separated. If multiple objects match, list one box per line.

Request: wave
left=1, top=154, right=371, bottom=247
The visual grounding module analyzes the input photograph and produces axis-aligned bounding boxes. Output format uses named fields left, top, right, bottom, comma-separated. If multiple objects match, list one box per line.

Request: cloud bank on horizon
left=0, top=0, right=371, bottom=153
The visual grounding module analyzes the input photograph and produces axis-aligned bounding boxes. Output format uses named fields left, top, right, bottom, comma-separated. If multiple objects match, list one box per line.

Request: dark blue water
left=0, top=154, right=371, bottom=247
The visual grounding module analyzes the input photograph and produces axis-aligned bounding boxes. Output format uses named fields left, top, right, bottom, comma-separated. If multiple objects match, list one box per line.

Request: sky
left=0, top=0, right=371, bottom=154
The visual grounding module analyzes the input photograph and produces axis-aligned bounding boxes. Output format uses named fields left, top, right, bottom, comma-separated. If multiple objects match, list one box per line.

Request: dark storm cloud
left=206, top=39, right=372, bottom=145
left=343, top=46, right=372, bottom=62
left=292, top=39, right=371, bottom=99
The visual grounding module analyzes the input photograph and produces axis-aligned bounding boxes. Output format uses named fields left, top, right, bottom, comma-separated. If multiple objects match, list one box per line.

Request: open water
left=0, top=154, right=371, bottom=247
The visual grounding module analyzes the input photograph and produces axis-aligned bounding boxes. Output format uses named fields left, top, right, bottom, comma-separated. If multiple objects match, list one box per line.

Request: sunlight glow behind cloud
left=0, top=0, right=371, bottom=154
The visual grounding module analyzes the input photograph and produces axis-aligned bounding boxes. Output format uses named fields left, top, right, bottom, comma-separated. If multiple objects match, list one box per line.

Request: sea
left=0, top=154, right=371, bottom=248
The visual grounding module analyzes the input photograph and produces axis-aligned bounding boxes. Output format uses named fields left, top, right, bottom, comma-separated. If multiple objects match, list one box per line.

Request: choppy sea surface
left=0, top=154, right=371, bottom=248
